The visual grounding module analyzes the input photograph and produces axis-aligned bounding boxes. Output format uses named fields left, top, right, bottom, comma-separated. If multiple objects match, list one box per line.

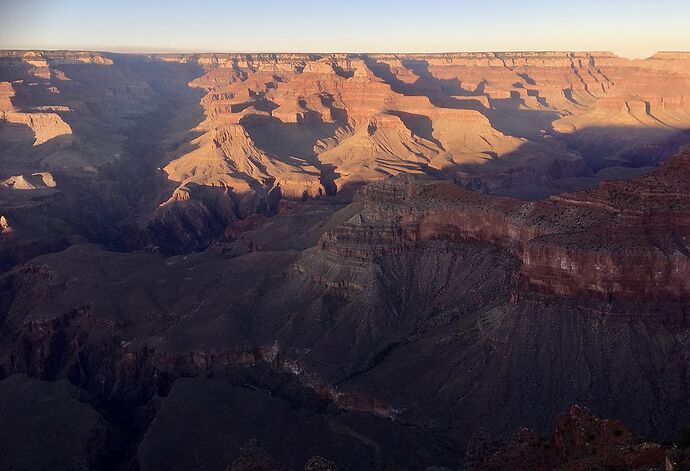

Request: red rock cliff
left=320, top=149, right=690, bottom=303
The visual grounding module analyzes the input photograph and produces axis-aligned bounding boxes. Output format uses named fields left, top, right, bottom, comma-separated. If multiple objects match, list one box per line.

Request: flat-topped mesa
left=649, top=51, right=690, bottom=60
left=40, top=50, right=113, bottom=65
left=320, top=150, right=690, bottom=304
left=638, top=52, right=690, bottom=75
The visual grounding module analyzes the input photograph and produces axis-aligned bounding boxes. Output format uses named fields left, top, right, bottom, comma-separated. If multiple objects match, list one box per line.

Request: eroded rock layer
left=159, top=50, right=690, bottom=202
left=320, top=149, right=690, bottom=304
left=1, top=50, right=690, bottom=257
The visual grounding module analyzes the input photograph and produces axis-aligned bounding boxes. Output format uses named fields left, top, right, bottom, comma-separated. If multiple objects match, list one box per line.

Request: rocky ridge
left=320, top=148, right=690, bottom=304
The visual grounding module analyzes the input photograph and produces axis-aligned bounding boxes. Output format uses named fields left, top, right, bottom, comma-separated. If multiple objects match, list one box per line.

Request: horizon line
left=3, top=47, right=689, bottom=60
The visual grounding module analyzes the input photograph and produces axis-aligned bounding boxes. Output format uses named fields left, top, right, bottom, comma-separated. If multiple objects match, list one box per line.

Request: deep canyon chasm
left=1, top=50, right=690, bottom=470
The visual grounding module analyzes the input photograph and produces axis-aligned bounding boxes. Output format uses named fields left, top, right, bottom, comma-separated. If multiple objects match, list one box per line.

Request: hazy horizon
left=1, top=0, right=689, bottom=59
left=2, top=46, right=689, bottom=57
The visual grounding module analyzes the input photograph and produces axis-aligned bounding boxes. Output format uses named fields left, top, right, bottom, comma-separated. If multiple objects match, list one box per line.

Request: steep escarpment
left=151, top=50, right=690, bottom=250
left=320, top=148, right=690, bottom=304
left=2, top=50, right=690, bottom=259
left=2, top=227, right=690, bottom=469
left=129, top=50, right=688, bottom=248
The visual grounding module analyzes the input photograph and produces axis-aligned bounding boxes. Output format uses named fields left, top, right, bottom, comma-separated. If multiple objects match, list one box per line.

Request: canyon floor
left=1, top=50, right=690, bottom=470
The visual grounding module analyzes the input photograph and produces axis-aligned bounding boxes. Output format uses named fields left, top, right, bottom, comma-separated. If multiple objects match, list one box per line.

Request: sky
left=0, top=0, right=689, bottom=59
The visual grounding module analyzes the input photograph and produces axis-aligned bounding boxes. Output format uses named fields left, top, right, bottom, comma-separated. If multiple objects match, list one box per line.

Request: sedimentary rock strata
left=321, top=148, right=690, bottom=303
left=114, top=50, right=689, bottom=210
left=1, top=50, right=690, bottom=256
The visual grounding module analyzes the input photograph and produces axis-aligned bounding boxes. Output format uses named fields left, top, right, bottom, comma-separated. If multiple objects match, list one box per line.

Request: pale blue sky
left=0, top=0, right=688, bottom=58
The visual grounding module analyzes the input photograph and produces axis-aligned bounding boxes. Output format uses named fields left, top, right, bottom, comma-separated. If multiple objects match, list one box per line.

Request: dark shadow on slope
left=0, top=57, right=35, bottom=84
left=428, top=125, right=690, bottom=200
left=401, top=58, right=470, bottom=96
left=0, top=53, right=211, bottom=267
left=388, top=110, right=445, bottom=149
left=364, top=55, right=562, bottom=140
left=364, top=56, right=480, bottom=101
left=362, top=57, right=417, bottom=95
left=319, top=92, right=349, bottom=123
left=230, top=98, right=279, bottom=113
left=487, top=95, right=561, bottom=139
left=556, top=125, right=690, bottom=172
left=517, top=72, right=537, bottom=86
left=0, top=121, right=38, bottom=162
left=240, top=114, right=342, bottom=195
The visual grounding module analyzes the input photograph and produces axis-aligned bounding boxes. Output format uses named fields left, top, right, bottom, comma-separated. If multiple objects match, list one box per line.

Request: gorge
left=1, top=49, right=690, bottom=470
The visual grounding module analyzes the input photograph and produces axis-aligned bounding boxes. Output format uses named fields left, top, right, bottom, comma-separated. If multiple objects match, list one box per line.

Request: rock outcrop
left=466, top=405, right=668, bottom=470
left=0, top=215, right=10, bottom=233
left=320, top=148, right=690, bottom=304
left=0, top=172, right=56, bottom=190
